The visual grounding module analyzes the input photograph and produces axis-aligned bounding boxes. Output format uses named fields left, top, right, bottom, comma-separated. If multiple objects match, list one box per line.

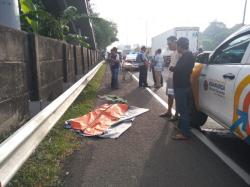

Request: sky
left=91, top=0, right=250, bottom=47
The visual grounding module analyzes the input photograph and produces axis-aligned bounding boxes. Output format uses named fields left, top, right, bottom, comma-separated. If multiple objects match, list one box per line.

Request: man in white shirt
left=159, top=36, right=180, bottom=120
left=154, top=49, right=164, bottom=89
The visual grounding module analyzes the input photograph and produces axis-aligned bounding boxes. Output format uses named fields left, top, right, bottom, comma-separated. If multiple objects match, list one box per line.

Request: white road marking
left=130, top=73, right=250, bottom=185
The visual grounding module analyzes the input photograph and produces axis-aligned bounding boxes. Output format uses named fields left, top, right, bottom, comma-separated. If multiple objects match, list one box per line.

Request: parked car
left=190, top=25, right=250, bottom=144
left=122, top=52, right=140, bottom=71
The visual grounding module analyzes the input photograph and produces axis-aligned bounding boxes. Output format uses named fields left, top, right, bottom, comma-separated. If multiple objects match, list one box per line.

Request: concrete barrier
left=0, top=25, right=101, bottom=133
left=0, top=26, right=29, bottom=133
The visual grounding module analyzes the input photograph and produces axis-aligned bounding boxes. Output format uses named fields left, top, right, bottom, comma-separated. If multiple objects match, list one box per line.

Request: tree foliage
left=201, top=21, right=242, bottom=50
left=19, top=0, right=90, bottom=48
left=92, top=17, right=118, bottom=49
left=89, top=8, right=118, bottom=50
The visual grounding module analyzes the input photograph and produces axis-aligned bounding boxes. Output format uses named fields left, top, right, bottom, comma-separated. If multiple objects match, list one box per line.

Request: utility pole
left=242, top=0, right=248, bottom=26
left=0, top=0, right=21, bottom=30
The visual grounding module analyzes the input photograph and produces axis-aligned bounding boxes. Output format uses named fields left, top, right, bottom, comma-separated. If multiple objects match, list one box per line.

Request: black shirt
left=173, top=51, right=194, bottom=88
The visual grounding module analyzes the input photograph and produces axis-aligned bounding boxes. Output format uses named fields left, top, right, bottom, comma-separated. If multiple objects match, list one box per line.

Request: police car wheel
left=190, top=110, right=208, bottom=129
left=189, top=96, right=208, bottom=129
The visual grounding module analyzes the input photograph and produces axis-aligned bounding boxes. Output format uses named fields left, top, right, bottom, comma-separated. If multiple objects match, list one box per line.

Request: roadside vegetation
left=200, top=21, right=242, bottom=50
left=7, top=64, right=106, bottom=187
left=19, top=0, right=118, bottom=49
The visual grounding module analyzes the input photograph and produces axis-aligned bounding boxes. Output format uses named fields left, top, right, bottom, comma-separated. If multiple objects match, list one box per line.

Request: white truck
left=151, top=27, right=199, bottom=56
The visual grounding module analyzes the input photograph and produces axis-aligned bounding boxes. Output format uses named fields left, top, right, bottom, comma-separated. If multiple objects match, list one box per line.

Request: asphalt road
left=62, top=66, right=249, bottom=187
left=134, top=67, right=250, bottom=175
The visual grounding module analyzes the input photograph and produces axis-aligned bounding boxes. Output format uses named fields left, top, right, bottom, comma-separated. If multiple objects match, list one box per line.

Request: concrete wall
left=83, top=47, right=88, bottom=71
left=74, top=45, right=83, bottom=79
left=37, top=35, right=64, bottom=101
left=0, top=25, right=101, bottom=134
left=0, top=26, right=29, bottom=132
left=63, top=43, right=76, bottom=84
left=81, top=47, right=86, bottom=74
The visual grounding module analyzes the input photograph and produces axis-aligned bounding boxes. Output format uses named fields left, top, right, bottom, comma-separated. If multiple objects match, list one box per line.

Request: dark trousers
left=174, top=87, right=191, bottom=136
left=139, top=65, right=148, bottom=87
left=111, top=68, right=119, bottom=89
left=152, top=66, right=156, bottom=84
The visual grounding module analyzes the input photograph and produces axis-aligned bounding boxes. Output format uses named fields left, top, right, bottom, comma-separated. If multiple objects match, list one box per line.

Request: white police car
left=191, top=25, right=250, bottom=144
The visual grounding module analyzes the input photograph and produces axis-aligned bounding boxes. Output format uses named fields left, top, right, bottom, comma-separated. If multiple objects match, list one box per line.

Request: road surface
left=62, top=66, right=249, bottom=187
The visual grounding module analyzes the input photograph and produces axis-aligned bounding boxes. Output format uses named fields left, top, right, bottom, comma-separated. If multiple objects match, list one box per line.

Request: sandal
left=171, top=133, right=189, bottom=140
left=159, top=112, right=172, bottom=118
left=173, top=125, right=180, bottom=132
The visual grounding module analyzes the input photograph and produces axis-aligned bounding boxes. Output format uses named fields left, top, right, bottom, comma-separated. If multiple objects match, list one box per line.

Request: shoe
left=173, top=125, right=180, bottom=132
left=171, top=132, right=189, bottom=140
left=168, top=116, right=179, bottom=122
left=159, top=112, right=172, bottom=118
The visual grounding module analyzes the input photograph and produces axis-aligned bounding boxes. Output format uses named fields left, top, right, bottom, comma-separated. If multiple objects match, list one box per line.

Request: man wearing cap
left=137, top=46, right=150, bottom=87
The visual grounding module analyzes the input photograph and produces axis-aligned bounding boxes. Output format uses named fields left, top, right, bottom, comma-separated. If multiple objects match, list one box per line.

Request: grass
left=7, top=64, right=106, bottom=187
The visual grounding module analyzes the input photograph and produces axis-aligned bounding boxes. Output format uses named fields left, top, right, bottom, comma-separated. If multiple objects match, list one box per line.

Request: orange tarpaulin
left=67, top=103, right=129, bottom=136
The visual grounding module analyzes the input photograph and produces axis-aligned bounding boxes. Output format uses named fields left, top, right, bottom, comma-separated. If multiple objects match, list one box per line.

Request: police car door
left=199, top=33, right=250, bottom=126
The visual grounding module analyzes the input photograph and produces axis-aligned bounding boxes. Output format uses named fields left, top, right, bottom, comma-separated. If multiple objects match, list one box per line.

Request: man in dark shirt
left=138, top=46, right=150, bottom=87
left=169, top=37, right=195, bottom=140
left=108, top=47, right=120, bottom=89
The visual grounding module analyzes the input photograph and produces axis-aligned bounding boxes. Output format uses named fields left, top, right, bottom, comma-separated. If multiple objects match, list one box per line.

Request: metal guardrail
left=0, top=61, right=105, bottom=187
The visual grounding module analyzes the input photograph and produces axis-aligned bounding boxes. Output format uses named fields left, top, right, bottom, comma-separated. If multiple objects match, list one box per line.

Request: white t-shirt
left=167, top=51, right=180, bottom=79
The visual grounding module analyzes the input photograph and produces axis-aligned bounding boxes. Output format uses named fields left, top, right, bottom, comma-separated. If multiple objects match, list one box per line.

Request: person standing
left=108, top=47, right=120, bottom=89
left=170, top=37, right=195, bottom=140
left=137, top=46, right=150, bottom=87
left=154, top=49, right=164, bottom=89
left=159, top=36, right=180, bottom=120
left=150, top=51, right=157, bottom=87
left=151, top=50, right=163, bottom=88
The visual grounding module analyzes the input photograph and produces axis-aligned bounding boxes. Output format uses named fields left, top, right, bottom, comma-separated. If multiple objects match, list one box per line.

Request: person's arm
left=115, top=54, right=120, bottom=63
left=170, top=54, right=194, bottom=72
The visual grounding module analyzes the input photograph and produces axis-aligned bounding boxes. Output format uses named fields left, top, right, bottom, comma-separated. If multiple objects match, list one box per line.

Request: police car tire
left=190, top=109, right=208, bottom=128
left=189, top=95, right=208, bottom=129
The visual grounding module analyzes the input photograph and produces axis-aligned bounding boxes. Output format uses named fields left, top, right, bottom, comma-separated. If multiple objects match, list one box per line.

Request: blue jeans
left=111, top=68, right=119, bottom=89
left=174, top=88, right=191, bottom=137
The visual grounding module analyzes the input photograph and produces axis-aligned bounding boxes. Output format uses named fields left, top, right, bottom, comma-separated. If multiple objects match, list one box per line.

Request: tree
left=201, top=21, right=243, bottom=50
left=92, top=17, right=118, bottom=49
left=201, top=21, right=230, bottom=50
left=19, top=0, right=118, bottom=49
left=19, top=0, right=90, bottom=47
left=89, top=8, right=118, bottom=50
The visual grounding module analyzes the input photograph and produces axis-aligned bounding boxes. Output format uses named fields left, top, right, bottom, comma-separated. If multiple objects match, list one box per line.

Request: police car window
left=212, top=34, right=250, bottom=64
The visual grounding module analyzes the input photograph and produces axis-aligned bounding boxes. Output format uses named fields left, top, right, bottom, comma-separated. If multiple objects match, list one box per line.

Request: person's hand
left=169, top=66, right=174, bottom=72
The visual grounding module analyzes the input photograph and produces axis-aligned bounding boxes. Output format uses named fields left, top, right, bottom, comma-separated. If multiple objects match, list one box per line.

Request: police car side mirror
left=195, top=56, right=208, bottom=64
left=195, top=53, right=210, bottom=64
